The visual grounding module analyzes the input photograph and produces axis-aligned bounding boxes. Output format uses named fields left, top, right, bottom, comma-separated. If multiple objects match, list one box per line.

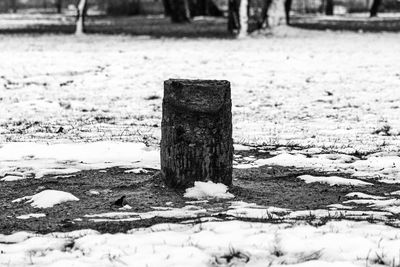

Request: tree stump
left=161, top=79, right=233, bottom=188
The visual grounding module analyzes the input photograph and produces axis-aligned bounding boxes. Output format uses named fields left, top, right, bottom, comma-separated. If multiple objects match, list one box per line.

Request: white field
left=1, top=28, right=400, bottom=266
left=1, top=28, right=400, bottom=153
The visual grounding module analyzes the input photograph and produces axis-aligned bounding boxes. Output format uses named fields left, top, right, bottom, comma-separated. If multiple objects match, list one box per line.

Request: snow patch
left=327, top=204, right=353, bottom=210
left=124, top=168, right=149, bottom=174
left=16, top=213, right=46, bottom=220
left=227, top=201, right=290, bottom=219
left=344, top=198, right=400, bottom=214
left=233, top=144, right=253, bottom=151
left=12, top=190, right=79, bottom=208
left=85, top=205, right=206, bottom=222
left=0, top=142, right=159, bottom=180
left=298, top=175, right=373, bottom=186
left=2, top=220, right=400, bottom=266
left=184, top=181, right=234, bottom=200
left=0, top=175, right=25, bottom=182
left=119, top=205, right=133, bottom=210
left=345, top=192, right=386, bottom=200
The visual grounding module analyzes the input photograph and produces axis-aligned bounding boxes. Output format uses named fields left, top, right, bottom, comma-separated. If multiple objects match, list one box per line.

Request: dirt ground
left=2, top=147, right=400, bottom=235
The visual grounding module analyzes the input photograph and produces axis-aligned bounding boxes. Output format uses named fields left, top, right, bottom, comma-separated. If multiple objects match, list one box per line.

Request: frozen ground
left=1, top=28, right=400, bottom=266
left=1, top=28, right=400, bottom=153
left=3, top=220, right=400, bottom=267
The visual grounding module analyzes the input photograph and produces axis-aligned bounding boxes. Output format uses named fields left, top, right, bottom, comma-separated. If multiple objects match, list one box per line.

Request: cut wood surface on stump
left=161, top=79, right=233, bottom=188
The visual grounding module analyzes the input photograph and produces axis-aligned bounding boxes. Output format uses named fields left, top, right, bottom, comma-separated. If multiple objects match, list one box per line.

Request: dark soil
left=2, top=149, right=400, bottom=235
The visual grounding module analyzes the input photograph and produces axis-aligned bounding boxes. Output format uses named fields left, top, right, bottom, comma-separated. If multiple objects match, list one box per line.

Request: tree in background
left=163, top=0, right=191, bottom=23
left=258, top=0, right=292, bottom=29
left=370, top=0, right=382, bottom=17
left=228, top=0, right=241, bottom=34
left=56, top=0, right=62, bottom=14
left=258, top=0, right=273, bottom=29
left=162, top=0, right=172, bottom=16
left=325, top=0, right=334, bottom=15
left=75, top=0, right=88, bottom=35
left=10, top=0, right=17, bottom=13
left=284, top=0, right=292, bottom=25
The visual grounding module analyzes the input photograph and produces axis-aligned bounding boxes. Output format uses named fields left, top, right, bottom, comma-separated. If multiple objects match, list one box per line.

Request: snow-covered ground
left=1, top=29, right=400, bottom=153
left=2, top=220, right=400, bottom=267
left=1, top=29, right=400, bottom=266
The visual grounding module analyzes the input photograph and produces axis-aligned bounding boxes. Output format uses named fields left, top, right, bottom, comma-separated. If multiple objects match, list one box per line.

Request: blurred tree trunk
left=162, top=0, right=172, bottom=16
left=258, top=0, right=272, bottom=29
left=165, top=0, right=191, bottom=23
left=284, top=0, right=292, bottom=25
left=237, top=0, right=248, bottom=37
left=228, top=0, right=240, bottom=34
left=75, top=0, right=88, bottom=35
left=370, top=0, right=382, bottom=17
left=325, top=0, right=334, bottom=15
left=56, top=0, right=62, bottom=13
left=10, top=0, right=17, bottom=13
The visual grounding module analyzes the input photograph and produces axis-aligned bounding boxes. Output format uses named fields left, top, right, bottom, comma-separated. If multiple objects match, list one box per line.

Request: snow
left=1, top=32, right=399, bottom=151
left=184, top=181, right=234, bottom=200
left=0, top=175, right=25, bottom=181
left=0, top=32, right=400, bottom=182
left=233, top=144, right=253, bottom=151
left=12, top=190, right=79, bottom=208
left=345, top=192, right=387, bottom=200
left=88, top=189, right=100, bottom=195
left=298, top=175, right=373, bottom=186
left=224, top=201, right=391, bottom=221
left=16, top=213, right=46, bottom=220
left=343, top=198, right=400, bottom=214
left=327, top=204, right=353, bottom=210
left=0, top=142, right=159, bottom=180
left=1, top=28, right=400, bottom=267
left=0, top=232, right=37, bottom=244
left=118, top=205, right=133, bottom=210
left=2, top=220, right=400, bottom=266
left=227, top=201, right=290, bottom=219
left=84, top=205, right=207, bottom=222
left=237, top=152, right=400, bottom=184
left=124, top=168, right=149, bottom=174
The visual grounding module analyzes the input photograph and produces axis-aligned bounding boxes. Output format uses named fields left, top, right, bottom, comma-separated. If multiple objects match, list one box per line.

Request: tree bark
left=162, top=0, right=172, bottom=16
left=325, top=0, right=334, bottom=15
left=370, top=0, right=382, bottom=17
left=75, top=0, right=87, bottom=35
left=237, top=0, right=248, bottom=37
left=228, top=0, right=241, bottom=34
left=167, top=0, right=191, bottom=23
left=10, top=0, right=17, bottom=13
left=56, top=0, right=62, bottom=14
left=161, top=79, right=233, bottom=188
left=284, top=0, right=292, bottom=25
left=258, top=0, right=271, bottom=29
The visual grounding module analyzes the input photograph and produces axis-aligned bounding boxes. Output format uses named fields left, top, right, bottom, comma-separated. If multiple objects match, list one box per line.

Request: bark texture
left=370, top=0, right=382, bottom=17
left=284, top=0, right=292, bottom=25
left=75, top=0, right=88, bottom=35
left=166, top=0, right=191, bottom=23
left=10, top=0, right=17, bottom=13
left=228, top=0, right=241, bottom=33
left=56, top=0, right=62, bottom=13
left=325, top=0, right=334, bottom=15
left=161, top=79, right=233, bottom=188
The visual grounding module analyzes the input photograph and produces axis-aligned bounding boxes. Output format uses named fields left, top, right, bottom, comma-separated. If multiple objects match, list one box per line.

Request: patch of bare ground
left=2, top=149, right=400, bottom=234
